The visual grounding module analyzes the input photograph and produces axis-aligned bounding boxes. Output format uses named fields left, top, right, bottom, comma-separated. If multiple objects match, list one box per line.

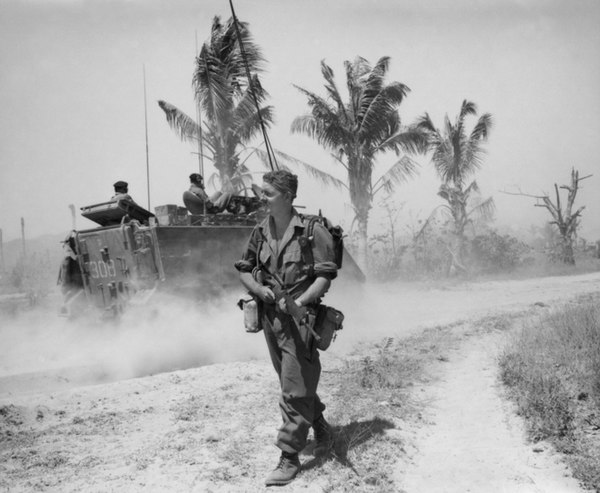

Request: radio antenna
left=228, top=0, right=278, bottom=171
left=143, top=64, right=151, bottom=211
left=195, top=30, right=205, bottom=178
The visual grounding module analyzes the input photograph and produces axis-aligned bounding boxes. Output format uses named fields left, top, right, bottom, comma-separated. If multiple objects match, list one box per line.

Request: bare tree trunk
left=559, top=228, right=575, bottom=265
left=447, top=200, right=468, bottom=276
left=356, top=215, right=369, bottom=274
left=446, top=233, right=467, bottom=276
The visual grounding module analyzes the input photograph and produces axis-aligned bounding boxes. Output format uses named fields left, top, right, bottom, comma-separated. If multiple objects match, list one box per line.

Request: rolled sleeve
left=234, top=227, right=260, bottom=273
left=234, top=258, right=255, bottom=273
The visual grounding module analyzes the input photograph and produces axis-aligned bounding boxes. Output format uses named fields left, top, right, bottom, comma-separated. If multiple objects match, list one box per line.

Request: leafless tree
left=503, top=168, right=592, bottom=265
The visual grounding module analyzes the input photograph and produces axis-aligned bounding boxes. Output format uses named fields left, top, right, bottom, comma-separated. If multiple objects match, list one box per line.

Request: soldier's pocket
left=282, top=244, right=303, bottom=279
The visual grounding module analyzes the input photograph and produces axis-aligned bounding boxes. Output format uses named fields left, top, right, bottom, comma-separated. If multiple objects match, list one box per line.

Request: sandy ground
left=398, top=329, right=584, bottom=493
left=1, top=272, right=599, bottom=492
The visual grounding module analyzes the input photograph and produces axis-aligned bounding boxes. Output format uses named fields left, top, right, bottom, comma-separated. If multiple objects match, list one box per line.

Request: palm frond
left=157, top=100, right=200, bottom=144
left=255, top=148, right=347, bottom=191
left=345, top=58, right=370, bottom=119
left=233, top=75, right=268, bottom=120
left=359, top=82, right=409, bottom=136
left=415, top=113, right=436, bottom=134
left=464, top=180, right=481, bottom=196
left=290, top=108, right=348, bottom=151
left=235, top=105, right=274, bottom=142
left=320, top=60, right=347, bottom=118
left=372, top=155, right=419, bottom=196
left=470, top=113, right=492, bottom=141
left=458, top=100, right=477, bottom=122
left=276, top=150, right=348, bottom=191
left=462, top=137, right=489, bottom=178
left=292, top=84, right=346, bottom=138
left=194, top=47, right=231, bottom=124
left=467, top=196, right=496, bottom=221
left=376, top=127, right=428, bottom=155
left=358, top=58, right=390, bottom=120
left=372, top=56, right=390, bottom=77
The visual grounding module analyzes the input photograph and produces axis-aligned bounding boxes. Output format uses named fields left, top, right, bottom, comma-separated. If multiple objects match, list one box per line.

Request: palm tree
left=291, top=56, right=425, bottom=270
left=158, top=16, right=274, bottom=192
left=417, top=100, right=494, bottom=274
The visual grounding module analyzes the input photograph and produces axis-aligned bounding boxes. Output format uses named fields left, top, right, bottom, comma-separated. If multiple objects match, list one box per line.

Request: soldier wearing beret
left=111, top=181, right=135, bottom=203
left=235, top=169, right=337, bottom=486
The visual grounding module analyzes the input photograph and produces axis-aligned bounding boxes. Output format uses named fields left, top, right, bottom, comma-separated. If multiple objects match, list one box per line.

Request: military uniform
left=235, top=209, right=337, bottom=454
left=111, top=181, right=135, bottom=203
left=111, top=192, right=134, bottom=202
left=188, top=180, right=230, bottom=213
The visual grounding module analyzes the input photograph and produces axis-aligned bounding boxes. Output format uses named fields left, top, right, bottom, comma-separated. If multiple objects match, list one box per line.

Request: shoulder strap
left=255, top=226, right=265, bottom=270
left=249, top=226, right=266, bottom=283
left=299, top=214, right=318, bottom=277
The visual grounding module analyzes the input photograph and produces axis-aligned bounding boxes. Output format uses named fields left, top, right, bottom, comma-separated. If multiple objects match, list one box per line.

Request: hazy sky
left=1, top=0, right=599, bottom=242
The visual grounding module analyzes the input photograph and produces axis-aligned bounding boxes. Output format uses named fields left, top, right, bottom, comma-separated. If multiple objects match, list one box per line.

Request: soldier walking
left=235, top=169, right=337, bottom=486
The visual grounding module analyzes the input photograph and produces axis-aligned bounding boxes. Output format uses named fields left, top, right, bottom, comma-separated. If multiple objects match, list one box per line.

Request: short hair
left=189, top=173, right=203, bottom=184
left=263, top=169, right=298, bottom=199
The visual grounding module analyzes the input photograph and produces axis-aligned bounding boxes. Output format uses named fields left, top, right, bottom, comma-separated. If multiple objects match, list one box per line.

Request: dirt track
left=1, top=272, right=599, bottom=492
left=398, top=328, right=583, bottom=493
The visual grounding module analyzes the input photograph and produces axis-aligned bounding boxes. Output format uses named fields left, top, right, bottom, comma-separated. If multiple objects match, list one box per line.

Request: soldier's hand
left=257, top=286, right=276, bottom=304
left=277, top=297, right=288, bottom=313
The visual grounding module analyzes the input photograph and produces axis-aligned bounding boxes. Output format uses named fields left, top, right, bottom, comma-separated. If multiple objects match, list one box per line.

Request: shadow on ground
left=302, top=417, right=395, bottom=474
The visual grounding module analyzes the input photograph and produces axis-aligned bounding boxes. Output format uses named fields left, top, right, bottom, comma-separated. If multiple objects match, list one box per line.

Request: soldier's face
left=261, top=182, right=291, bottom=213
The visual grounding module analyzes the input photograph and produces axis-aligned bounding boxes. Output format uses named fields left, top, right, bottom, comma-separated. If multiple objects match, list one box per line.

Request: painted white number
left=87, top=259, right=117, bottom=279
left=107, top=260, right=116, bottom=277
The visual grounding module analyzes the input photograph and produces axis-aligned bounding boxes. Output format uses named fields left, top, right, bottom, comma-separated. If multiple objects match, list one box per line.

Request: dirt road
left=1, top=272, right=599, bottom=492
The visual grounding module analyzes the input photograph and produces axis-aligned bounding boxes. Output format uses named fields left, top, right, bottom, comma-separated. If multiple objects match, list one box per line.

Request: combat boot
left=313, top=414, right=333, bottom=456
left=265, top=451, right=301, bottom=486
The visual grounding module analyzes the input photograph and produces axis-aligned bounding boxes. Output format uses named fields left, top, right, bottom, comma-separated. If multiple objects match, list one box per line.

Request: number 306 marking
left=87, top=260, right=117, bottom=278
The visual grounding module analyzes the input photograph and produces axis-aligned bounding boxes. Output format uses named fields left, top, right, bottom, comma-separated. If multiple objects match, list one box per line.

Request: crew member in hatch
left=183, top=173, right=231, bottom=214
left=111, top=181, right=135, bottom=203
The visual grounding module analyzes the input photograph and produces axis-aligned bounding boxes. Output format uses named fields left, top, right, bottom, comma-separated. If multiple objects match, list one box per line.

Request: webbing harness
left=253, top=219, right=316, bottom=282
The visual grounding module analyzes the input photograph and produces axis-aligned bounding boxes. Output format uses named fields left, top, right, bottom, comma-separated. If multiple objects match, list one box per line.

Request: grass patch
left=298, top=326, right=468, bottom=492
left=499, top=294, right=600, bottom=491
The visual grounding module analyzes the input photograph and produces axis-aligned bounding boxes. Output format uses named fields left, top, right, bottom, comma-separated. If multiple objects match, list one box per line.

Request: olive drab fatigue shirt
left=235, top=209, right=338, bottom=299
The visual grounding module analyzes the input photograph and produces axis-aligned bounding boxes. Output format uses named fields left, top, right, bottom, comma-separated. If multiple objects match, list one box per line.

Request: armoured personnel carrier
left=58, top=194, right=364, bottom=318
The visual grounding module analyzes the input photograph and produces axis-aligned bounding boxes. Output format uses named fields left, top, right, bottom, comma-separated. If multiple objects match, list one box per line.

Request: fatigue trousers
left=262, top=305, right=326, bottom=454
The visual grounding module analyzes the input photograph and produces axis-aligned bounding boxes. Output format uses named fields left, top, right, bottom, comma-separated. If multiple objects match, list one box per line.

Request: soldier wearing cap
left=235, top=169, right=337, bottom=486
left=111, top=181, right=135, bottom=203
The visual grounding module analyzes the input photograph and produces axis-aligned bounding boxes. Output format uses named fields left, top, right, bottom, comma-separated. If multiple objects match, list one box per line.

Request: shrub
left=367, top=232, right=407, bottom=281
left=470, top=230, right=530, bottom=273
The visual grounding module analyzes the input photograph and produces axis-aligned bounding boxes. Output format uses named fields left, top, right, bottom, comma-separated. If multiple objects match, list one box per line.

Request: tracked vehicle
left=59, top=195, right=364, bottom=317
left=59, top=195, right=264, bottom=317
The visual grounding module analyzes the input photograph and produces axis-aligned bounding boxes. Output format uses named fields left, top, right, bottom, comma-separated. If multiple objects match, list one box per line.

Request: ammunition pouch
left=313, top=304, right=344, bottom=351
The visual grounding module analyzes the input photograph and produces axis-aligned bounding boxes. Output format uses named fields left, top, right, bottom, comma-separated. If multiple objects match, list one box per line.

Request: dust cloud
left=0, top=273, right=563, bottom=388
left=0, top=289, right=267, bottom=384
left=0, top=280, right=473, bottom=386
left=0, top=281, right=391, bottom=386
